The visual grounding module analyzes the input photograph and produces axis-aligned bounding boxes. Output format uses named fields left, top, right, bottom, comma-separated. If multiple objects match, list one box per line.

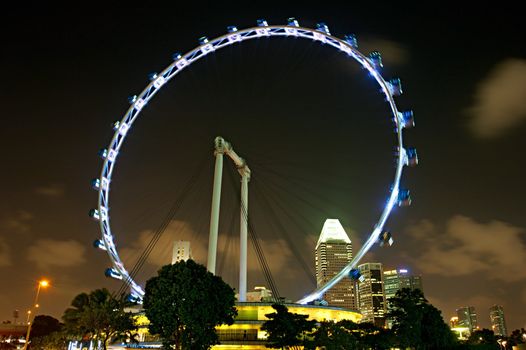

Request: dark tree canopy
left=420, top=304, right=458, bottom=349
left=467, top=328, right=499, bottom=349
left=30, top=315, right=62, bottom=338
left=509, top=328, right=526, bottom=346
left=306, top=320, right=358, bottom=350
left=143, top=259, right=237, bottom=350
left=62, top=288, right=137, bottom=350
left=353, top=321, right=394, bottom=350
left=387, top=288, right=457, bottom=350
left=306, top=320, right=393, bottom=350
left=261, top=303, right=316, bottom=349
left=28, top=330, right=69, bottom=350
left=28, top=315, right=65, bottom=350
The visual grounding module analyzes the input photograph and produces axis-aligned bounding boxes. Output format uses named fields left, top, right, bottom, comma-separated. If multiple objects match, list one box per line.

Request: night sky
left=1, top=5, right=525, bottom=331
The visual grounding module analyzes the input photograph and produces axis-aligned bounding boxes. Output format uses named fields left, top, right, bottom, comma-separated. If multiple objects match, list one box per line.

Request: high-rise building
left=357, top=262, right=387, bottom=327
left=315, top=219, right=356, bottom=310
left=489, top=305, right=507, bottom=337
left=383, top=268, right=423, bottom=329
left=172, top=241, right=192, bottom=264
left=383, top=268, right=424, bottom=300
left=456, top=306, right=478, bottom=333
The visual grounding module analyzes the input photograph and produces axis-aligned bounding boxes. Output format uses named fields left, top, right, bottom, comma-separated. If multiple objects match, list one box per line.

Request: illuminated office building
left=456, top=306, right=478, bottom=333
left=315, top=219, right=356, bottom=310
left=489, top=305, right=507, bottom=337
left=357, top=262, right=386, bottom=327
left=383, top=268, right=424, bottom=300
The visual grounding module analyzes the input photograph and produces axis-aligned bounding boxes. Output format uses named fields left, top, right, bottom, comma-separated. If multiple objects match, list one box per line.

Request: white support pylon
left=207, top=137, right=225, bottom=274
left=207, top=136, right=251, bottom=302
left=238, top=167, right=250, bottom=302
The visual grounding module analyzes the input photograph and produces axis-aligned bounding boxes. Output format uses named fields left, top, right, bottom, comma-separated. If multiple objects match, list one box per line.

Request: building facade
left=315, top=219, right=356, bottom=310
left=172, top=240, right=192, bottom=264
left=489, top=305, right=507, bottom=337
left=242, top=286, right=274, bottom=303
left=68, top=303, right=362, bottom=350
left=357, top=262, right=387, bottom=327
left=383, top=268, right=423, bottom=301
left=456, top=306, right=478, bottom=333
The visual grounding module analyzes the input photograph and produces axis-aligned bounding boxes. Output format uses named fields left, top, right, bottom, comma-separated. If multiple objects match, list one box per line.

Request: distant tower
left=357, top=262, right=387, bottom=327
left=315, top=219, right=356, bottom=310
left=172, top=241, right=192, bottom=264
left=489, top=305, right=507, bottom=337
left=383, top=268, right=424, bottom=300
left=244, top=286, right=273, bottom=302
left=456, top=306, right=478, bottom=333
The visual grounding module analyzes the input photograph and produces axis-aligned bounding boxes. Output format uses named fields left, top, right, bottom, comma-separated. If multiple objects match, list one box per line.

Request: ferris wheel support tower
left=207, top=136, right=251, bottom=302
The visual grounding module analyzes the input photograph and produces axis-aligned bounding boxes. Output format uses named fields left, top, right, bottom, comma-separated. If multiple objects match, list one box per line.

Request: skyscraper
left=357, top=262, right=387, bottom=327
left=456, top=306, right=478, bottom=333
left=172, top=241, right=192, bottom=264
left=315, top=219, right=356, bottom=310
left=489, top=305, right=507, bottom=337
left=383, top=268, right=424, bottom=300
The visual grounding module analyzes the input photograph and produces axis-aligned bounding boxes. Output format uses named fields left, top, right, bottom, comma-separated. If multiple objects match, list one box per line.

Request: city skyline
left=0, top=4, right=525, bottom=332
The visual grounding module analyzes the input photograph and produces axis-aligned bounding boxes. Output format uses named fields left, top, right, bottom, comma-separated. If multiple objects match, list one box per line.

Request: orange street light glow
left=39, top=280, right=49, bottom=287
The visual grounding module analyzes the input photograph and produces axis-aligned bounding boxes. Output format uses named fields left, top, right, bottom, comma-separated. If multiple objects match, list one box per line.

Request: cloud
left=407, top=215, right=526, bottom=282
left=358, top=37, right=409, bottom=66
left=26, top=239, right=86, bottom=269
left=246, top=238, right=294, bottom=274
left=119, top=220, right=206, bottom=268
left=464, top=294, right=505, bottom=309
left=115, top=219, right=313, bottom=297
left=119, top=220, right=297, bottom=275
left=35, top=184, right=65, bottom=197
left=0, top=238, right=11, bottom=267
left=467, top=58, right=526, bottom=138
left=2, top=210, right=33, bottom=232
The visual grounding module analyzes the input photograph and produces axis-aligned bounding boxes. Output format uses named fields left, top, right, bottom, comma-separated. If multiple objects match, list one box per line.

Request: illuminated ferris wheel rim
left=91, top=19, right=417, bottom=303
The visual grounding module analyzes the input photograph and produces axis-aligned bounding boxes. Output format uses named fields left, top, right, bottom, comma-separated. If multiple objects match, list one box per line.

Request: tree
left=509, top=328, right=526, bottom=347
left=29, top=315, right=64, bottom=350
left=467, top=329, right=499, bottom=349
left=420, top=304, right=457, bottom=349
left=261, top=303, right=316, bottom=349
left=306, top=320, right=393, bottom=350
left=387, top=288, right=457, bottom=350
left=387, top=288, right=426, bottom=349
left=30, top=315, right=62, bottom=338
left=353, top=321, right=394, bottom=350
left=62, top=288, right=137, bottom=350
left=306, top=320, right=358, bottom=350
left=29, top=330, right=69, bottom=350
left=143, top=259, right=237, bottom=350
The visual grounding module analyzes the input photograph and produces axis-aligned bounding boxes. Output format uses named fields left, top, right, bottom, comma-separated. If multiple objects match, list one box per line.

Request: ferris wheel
left=90, top=18, right=418, bottom=304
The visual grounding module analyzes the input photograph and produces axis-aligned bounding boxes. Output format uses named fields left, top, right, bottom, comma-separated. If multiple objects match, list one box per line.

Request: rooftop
left=316, top=219, right=351, bottom=248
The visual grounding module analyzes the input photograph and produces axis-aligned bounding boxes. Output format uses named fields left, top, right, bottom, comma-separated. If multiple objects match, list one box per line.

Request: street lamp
left=23, top=279, right=49, bottom=350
